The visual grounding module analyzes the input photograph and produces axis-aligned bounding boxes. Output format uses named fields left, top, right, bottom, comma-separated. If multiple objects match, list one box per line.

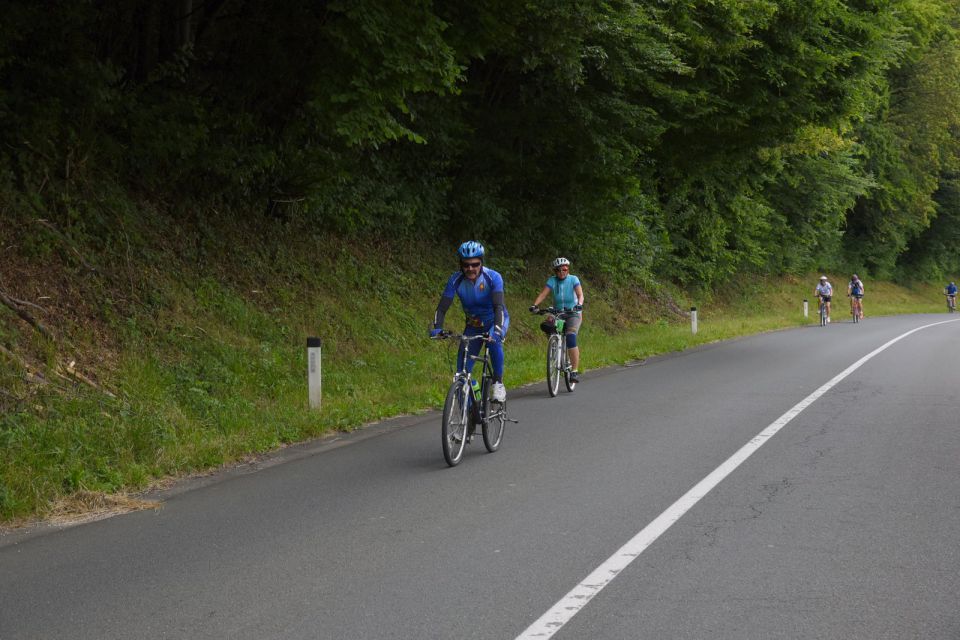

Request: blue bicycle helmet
left=457, top=241, right=485, bottom=260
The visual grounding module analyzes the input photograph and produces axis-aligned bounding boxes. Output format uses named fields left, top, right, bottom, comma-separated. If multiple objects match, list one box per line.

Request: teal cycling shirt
left=442, top=267, right=510, bottom=326
left=547, top=274, right=581, bottom=311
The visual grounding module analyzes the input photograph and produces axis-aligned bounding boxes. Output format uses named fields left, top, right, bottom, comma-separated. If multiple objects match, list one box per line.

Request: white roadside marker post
left=803, top=299, right=808, bottom=318
left=690, top=306, right=698, bottom=335
left=307, top=337, right=322, bottom=410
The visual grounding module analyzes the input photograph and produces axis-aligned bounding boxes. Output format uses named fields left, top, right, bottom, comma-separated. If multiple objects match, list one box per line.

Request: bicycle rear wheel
left=481, top=380, right=505, bottom=452
left=546, top=335, right=561, bottom=397
left=820, top=305, right=826, bottom=327
left=441, top=380, right=469, bottom=466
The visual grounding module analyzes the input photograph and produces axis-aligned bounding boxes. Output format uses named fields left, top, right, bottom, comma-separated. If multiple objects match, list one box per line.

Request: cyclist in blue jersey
left=946, top=281, right=958, bottom=311
left=847, top=274, right=864, bottom=320
left=529, top=257, right=585, bottom=382
left=429, top=241, right=510, bottom=402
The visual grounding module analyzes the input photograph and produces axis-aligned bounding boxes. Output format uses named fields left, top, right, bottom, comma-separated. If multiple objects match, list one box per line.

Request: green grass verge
left=0, top=250, right=950, bottom=523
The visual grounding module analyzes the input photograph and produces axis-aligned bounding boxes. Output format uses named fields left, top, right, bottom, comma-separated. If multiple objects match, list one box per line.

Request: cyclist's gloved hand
left=573, top=303, right=583, bottom=312
left=529, top=305, right=539, bottom=313
left=491, top=325, right=504, bottom=342
left=429, top=327, right=443, bottom=338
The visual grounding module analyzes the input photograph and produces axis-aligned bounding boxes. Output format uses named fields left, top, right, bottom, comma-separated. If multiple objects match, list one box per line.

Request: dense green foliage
left=3, top=0, right=960, bottom=281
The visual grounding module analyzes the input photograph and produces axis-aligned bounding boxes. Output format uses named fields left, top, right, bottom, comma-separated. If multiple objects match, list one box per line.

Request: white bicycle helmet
left=552, top=257, right=571, bottom=269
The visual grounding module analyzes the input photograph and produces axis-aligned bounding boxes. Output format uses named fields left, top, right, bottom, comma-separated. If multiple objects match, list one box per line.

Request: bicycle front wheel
left=481, top=380, right=505, bottom=453
left=441, top=380, right=469, bottom=467
left=546, top=335, right=561, bottom=397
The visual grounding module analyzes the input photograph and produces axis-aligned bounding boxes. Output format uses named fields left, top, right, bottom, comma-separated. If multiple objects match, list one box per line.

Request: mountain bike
left=532, top=307, right=578, bottom=396
left=432, top=332, right=515, bottom=467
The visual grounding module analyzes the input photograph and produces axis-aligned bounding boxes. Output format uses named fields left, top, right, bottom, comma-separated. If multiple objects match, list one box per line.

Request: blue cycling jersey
left=442, top=268, right=510, bottom=326
left=547, top=274, right=581, bottom=312
left=947, top=284, right=958, bottom=295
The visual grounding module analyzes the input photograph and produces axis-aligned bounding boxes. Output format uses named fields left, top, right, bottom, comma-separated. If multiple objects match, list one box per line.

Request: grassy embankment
left=0, top=221, right=948, bottom=523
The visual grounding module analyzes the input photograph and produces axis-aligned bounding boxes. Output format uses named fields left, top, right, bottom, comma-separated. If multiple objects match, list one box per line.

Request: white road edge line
left=517, top=318, right=960, bottom=639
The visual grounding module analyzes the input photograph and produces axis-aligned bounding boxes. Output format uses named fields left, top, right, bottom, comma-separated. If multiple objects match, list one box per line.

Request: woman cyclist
left=529, top=257, right=585, bottom=383
left=847, top=274, right=864, bottom=320
left=429, top=241, right=510, bottom=402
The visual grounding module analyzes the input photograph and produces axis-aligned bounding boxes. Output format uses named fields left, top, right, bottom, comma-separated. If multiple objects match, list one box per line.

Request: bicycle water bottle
left=470, top=378, right=482, bottom=402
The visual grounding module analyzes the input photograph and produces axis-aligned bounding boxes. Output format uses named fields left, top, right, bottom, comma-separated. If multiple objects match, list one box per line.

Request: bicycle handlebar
left=531, top=307, right=580, bottom=317
left=431, top=331, right=492, bottom=342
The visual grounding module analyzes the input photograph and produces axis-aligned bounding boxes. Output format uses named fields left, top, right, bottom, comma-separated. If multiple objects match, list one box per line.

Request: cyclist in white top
left=814, top=275, right=833, bottom=323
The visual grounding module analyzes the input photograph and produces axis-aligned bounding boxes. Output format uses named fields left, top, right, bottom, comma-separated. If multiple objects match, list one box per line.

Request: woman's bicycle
left=432, top=331, right=515, bottom=467
left=850, top=296, right=862, bottom=323
left=532, top=307, right=578, bottom=397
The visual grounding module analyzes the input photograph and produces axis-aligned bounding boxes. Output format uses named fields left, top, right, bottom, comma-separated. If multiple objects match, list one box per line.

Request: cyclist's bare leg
left=825, top=301, right=831, bottom=320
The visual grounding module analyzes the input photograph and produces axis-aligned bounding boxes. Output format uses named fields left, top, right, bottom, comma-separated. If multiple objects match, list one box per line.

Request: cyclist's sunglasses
left=461, top=261, right=482, bottom=269
left=555, top=265, right=569, bottom=272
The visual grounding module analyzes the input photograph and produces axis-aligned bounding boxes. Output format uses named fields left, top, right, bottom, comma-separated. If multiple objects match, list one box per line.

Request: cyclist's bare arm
left=531, top=285, right=551, bottom=308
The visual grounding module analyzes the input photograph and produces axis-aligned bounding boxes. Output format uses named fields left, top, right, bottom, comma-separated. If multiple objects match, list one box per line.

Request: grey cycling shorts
left=561, top=314, right=582, bottom=335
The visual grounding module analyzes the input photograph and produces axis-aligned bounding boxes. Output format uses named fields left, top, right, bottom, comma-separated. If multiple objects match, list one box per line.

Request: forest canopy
left=2, top=0, right=960, bottom=284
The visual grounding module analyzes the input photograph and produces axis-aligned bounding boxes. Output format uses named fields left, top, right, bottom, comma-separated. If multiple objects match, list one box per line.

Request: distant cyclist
left=847, top=274, right=864, bottom=320
left=946, top=281, right=958, bottom=311
left=815, top=275, right=833, bottom=323
left=529, top=257, right=585, bottom=383
left=429, top=241, right=510, bottom=403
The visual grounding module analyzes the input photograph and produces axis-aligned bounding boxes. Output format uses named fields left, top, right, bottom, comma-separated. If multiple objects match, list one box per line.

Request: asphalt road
left=2, top=314, right=959, bottom=640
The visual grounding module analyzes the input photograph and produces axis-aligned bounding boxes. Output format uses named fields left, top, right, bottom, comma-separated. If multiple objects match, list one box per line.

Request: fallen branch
left=2, top=294, right=48, bottom=314
left=0, top=288, right=54, bottom=340
left=59, top=360, right=116, bottom=398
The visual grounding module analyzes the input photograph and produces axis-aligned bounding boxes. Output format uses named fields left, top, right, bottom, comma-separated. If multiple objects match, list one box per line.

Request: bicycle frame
left=446, top=333, right=492, bottom=421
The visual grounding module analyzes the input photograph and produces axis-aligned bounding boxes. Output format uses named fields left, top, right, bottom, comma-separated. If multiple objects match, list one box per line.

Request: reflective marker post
left=307, top=337, right=322, bottom=410
left=803, top=299, right=808, bottom=318
left=690, top=306, right=698, bottom=335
